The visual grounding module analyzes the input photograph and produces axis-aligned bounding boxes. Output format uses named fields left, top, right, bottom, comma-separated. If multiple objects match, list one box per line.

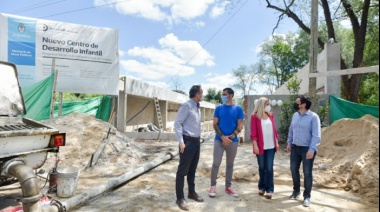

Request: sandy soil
left=0, top=113, right=378, bottom=211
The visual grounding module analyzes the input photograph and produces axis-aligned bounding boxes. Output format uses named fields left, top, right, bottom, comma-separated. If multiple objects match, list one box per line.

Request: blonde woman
left=250, top=97, right=279, bottom=199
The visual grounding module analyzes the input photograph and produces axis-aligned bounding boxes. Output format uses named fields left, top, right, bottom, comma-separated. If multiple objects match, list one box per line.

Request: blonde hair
left=252, top=97, right=269, bottom=119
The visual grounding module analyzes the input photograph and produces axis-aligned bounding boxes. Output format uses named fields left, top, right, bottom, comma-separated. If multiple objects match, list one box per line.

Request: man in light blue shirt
left=174, top=85, right=204, bottom=211
left=287, top=95, right=321, bottom=207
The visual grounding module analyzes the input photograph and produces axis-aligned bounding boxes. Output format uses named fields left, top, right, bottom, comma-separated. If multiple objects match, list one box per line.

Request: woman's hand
left=275, top=140, right=279, bottom=151
left=253, top=141, right=259, bottom=154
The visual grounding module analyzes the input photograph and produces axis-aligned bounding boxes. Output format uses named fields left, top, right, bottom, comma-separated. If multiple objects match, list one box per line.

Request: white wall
left=118, top=77, right=216, bottom=132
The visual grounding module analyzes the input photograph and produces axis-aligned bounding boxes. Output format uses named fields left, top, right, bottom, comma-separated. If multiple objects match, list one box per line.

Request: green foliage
left=278, top=76, right=302, bottom=145
left=358, top=2, right=379, bottom=106
left=230, top=64, right=258, bottom=108
left=316, top=104, right=329, bottom=127
left=235, top=97, right=245, bottom=108
left=359, top=73, right=379, bottom=106
left=278, top=76, right=329, bottom=144
left=314, top=94, right=329, bottom=127
left=232, top=64, right=257, bottom=96
left=278, top=101, right=294, bottom=145
left=286, top=76, right=302, bottom=101
left=205, top=88, right=222, bottom=104
left=257, top=32, right=309, bottom=90
left=363, top=6, right=379, bottom=67
left=336, top=27, right=355, bottom=69
left=292, top=30, right=312, bottom=66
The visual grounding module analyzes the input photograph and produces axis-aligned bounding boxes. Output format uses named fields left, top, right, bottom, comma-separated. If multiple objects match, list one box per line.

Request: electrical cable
left=9, top=0, right=249, bottom=87
left=165, top=0, right=249, bottom=85
left=39, top=0, right=132, bottom=18
left=29, top=0, right=247, bottom=79
left=126, top=100, right=150, bottom=123
left=13, top=0, right=70, bottom=14
left=39, top=169, right=53, bottom=190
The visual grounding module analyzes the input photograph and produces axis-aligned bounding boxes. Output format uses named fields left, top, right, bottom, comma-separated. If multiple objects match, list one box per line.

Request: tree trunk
left=340, top=0, right=370, bottom=103
left=265, top=0, right=371, bottom=103
left=341, top=74, right=362, bottom=102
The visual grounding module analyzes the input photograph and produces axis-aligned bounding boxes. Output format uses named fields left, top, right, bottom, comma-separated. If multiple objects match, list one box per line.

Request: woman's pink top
left=250, top=112, right=279, bottom=155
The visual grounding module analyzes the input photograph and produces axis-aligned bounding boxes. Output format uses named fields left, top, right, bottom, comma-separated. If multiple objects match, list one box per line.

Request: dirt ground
left=0, top=113, right=378, bottom=212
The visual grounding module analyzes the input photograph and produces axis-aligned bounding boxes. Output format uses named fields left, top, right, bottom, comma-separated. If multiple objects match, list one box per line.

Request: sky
left=0, top=0, right=299, bottom=95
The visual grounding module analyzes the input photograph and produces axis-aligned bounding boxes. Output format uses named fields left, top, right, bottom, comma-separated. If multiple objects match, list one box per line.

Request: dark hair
left=299, top=95, right=312, bottom=110
left=223, top=87, right=234, bottom=97
left=189, top=85, right=202, bottom=98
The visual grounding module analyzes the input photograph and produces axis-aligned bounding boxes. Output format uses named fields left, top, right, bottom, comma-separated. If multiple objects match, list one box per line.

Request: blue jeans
left=290, top=145, right=316, bottom=199
left=256, top=148, right=275, bottom=193
left=175, top=138, right=200, bottom=200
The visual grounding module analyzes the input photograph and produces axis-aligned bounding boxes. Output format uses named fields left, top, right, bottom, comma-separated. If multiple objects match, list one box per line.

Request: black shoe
left=289, top=191, right=300, bottom=200
left=188, top=192, right=204, bottom=202
left=176, top=199, right=189, bottom=211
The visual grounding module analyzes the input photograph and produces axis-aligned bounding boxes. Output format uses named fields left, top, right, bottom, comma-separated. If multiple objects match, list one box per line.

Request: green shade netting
left=329, top=95, right=379, bottom=124
left=21, top=72, right=55, bottom=120
left=21, top=72, right=112, bottom=122
left=53, top=96, right=112, bottom=121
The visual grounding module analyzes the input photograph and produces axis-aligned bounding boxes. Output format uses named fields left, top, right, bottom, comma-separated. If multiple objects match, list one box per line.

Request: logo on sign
left=41, top=24, right=78, bottom=34
left=18, top=23, right=26, bottom=32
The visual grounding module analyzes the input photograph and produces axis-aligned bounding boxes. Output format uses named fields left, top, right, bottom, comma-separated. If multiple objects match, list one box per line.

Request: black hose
left=40, top=169, right=52, bottom=190
left=127, top=101, right=151, bottom=123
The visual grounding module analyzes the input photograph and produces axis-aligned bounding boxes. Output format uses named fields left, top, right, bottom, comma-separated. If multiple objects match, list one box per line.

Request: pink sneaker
left=209, top=186, right=216, bottom=197
left=225, top=187, right=239, bottom=197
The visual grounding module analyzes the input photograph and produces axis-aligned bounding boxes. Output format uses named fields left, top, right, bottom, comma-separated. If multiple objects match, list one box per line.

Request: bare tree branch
left=360, top=0, right=371, bottom=42
left=333, top=1, right=343, bottom=16
left=321, top=0, right=336, bottom=41
left=273, top=13, right=285, bottom=34
left=265, top=0, right=325, bottom=49
left=321, top=0, right=348, bottom=70
left=341, top=0, right=361, bottom=30
left=260, top=0, right=375, bottom=102
left=287, top=0, right=296, bottom=8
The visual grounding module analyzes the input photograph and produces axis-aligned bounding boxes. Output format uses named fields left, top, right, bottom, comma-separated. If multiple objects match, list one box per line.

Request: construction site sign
left=0, top=13, right=119, bottom=95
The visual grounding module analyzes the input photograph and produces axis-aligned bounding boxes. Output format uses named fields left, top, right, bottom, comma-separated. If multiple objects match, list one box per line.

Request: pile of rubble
left=315, top=115, right=379, bottom=204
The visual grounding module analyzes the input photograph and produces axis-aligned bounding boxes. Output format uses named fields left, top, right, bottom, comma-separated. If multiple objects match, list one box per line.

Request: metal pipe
left=7, top=162, right=42, bottom=212
left=62, top=149, right=177, bottom=211
left=44, top=133, right=213, bottom=211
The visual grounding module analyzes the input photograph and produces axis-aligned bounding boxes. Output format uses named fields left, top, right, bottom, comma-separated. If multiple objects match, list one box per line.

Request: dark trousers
left=175, top=138, right=200, bottom=200
left=290, top=145, right=316, bottom=199
left=256, top=148, right=275, bottom=193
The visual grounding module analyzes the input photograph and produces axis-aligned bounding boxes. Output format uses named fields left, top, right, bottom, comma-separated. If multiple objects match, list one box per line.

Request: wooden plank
left=108, top=106, right=116, bottom=123
left=58, top=92, right=63, bottom=117
left=85, top=128, right=111, bottom=170
left=50, top=58, right=58, bottom=119
left=309, top=65, right=379, bottom=77
left=309, top=0, right=319, bottom=110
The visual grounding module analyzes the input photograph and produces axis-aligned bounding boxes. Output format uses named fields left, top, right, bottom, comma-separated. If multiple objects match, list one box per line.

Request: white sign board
left=0, top=13, right=119, bottom=95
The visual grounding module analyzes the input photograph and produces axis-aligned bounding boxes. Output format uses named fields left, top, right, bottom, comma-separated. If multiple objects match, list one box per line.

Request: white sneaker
left=209, top=186, right=216, bottom=197
left=303, top=198, right=311, bottom=207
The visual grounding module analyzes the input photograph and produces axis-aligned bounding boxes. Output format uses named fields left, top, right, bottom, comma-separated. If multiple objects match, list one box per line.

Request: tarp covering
left=22, top=72, right=55, bottom=120
left=21, top=72, right=112, bottom=122
left=329, top=95, right=379, bottom=124
left=54, top=96, right=112, bottom=121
